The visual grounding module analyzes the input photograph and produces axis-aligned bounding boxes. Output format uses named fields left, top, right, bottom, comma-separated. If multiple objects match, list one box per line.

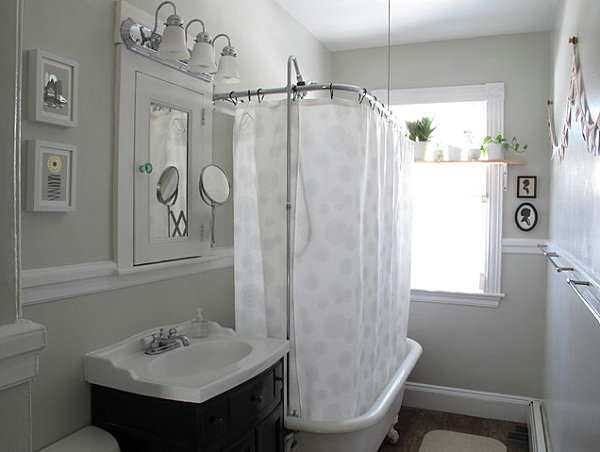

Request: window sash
left=375, top=83, right=505, bottom=299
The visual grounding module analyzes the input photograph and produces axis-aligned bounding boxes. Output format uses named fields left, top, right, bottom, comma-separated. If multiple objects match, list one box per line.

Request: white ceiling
left=274, top=0, right=561, bottom=51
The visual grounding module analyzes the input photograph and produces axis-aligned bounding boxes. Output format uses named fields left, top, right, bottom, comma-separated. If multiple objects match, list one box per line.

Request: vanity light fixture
left=213, top=34, right=240, bottom=84
left=118, top=3, right=240, bottom=83
left=186, top=19, right=218, bottom=73
left=152, top=1, right=190, bottom=61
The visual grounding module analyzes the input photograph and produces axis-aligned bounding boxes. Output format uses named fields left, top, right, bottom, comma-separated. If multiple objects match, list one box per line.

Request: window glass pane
left=392, top=101, right=486, bottom=158
left=411, top=165, right=487, bottom=292
left=391, top=101, right=489, bottom=293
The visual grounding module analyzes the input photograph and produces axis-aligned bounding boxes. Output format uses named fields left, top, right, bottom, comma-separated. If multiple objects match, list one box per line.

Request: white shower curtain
left=234, top=97, right=413, bottom=421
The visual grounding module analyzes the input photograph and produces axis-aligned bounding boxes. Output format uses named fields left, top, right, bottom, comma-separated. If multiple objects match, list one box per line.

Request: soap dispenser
left=192, top=308, right=208, bottom=338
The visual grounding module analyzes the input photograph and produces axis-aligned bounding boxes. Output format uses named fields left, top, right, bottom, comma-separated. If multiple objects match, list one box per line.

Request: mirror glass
left=149, top=103, right=189, bottom=239
left=156, top=166, right=179, bottom=206
left=199, top=165, right=230, bottom=205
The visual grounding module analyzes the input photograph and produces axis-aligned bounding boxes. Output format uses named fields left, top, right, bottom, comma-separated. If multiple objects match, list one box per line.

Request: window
left=377, top=84, right=505, bottom=306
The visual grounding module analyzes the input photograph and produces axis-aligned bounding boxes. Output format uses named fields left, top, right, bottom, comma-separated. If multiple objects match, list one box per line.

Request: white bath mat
left=418, top=430, right=507, bottom=452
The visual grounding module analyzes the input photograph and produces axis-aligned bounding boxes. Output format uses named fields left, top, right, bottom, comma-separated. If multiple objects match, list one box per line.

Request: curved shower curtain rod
left=212, top=64, right=398, bottom=124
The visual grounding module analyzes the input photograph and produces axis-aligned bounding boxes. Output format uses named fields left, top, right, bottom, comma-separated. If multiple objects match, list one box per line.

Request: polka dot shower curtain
left=233, top=97, right=413, bottom=421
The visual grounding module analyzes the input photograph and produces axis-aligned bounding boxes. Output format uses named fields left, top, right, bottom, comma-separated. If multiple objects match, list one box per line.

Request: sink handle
left=150, top=333, right=161, bottom=347
left=168, top=328, right=178, bottom=338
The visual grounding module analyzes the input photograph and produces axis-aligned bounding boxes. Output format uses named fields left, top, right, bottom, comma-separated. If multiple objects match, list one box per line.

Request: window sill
left=410, top=289, right=504, bottom=308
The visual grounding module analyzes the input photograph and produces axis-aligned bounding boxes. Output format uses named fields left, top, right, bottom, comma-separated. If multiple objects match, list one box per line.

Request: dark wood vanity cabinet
left=91, top=360, right=284, bottom=452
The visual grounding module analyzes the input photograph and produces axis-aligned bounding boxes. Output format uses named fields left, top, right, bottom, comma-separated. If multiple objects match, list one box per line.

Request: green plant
left=405, top=117, right=436, bottom=142
left=481, top=133, right=528, bottom=155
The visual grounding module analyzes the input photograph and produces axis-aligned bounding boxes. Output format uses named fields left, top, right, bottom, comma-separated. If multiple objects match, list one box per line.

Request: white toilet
left=39, top=426, right=119, bottom=452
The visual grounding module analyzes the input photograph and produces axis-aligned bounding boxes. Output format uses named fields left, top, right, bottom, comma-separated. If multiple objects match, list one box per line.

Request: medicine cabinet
left=115, top=42, right=212, bottom=270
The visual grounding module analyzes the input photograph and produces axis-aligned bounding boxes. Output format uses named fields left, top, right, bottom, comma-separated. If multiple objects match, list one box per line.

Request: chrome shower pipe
left=285, top=55, right=300, bottom=343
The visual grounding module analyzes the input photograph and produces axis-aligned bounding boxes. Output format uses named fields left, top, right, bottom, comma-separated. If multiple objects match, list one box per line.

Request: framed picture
left=517, top=176, right=537, bottom=198
left=515, top=203, right=537, bottom=232
left=27, top=140, right=77, bottom=212
left=28, top=49, right=78, bottom=127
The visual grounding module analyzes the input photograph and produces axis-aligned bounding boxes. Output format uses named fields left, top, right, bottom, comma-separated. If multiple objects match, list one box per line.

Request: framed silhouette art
left=517, top=176, right=536, bottom=198
left=515, top=203, right=537, bottom=231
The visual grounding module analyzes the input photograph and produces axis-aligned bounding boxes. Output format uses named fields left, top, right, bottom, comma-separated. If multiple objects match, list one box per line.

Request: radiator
left=528, top=400, right=548, bottom=452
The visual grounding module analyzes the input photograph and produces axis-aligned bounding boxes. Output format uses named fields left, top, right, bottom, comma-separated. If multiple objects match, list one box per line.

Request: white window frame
left=375, top=83, right=505, bottom=307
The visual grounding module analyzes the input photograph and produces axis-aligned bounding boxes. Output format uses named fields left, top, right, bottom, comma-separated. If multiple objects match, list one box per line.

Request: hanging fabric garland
left=548, top=37, right=600, bottom=161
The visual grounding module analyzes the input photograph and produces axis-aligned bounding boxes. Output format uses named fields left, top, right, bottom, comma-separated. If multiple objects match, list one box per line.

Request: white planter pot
left=467, top=148, right=481, bottom=160
left=485, top=143, right=504, bottom=160
left=413, top=141, right=428, bottom=161
left=447, top=145, right=462, bottom=161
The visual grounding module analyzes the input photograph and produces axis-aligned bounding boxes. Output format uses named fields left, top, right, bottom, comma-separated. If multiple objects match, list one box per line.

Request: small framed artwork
left=515, top=202, right=537, bottom=232
left=27, top=140, right=77, bottom=212
left=517, top=176, right=537, bottom=198
left=28, top=49, right=78, bottom=127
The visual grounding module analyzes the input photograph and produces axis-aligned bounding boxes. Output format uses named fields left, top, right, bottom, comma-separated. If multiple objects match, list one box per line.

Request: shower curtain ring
left=358, top=89, right=367, bottom=104
left=228, top=91, right=237, bottom=105
left=329, top=83, right=334, bottom=99
left=248, top=90, right=252, bottom=102
left=257, top=88, right=264, bottom=103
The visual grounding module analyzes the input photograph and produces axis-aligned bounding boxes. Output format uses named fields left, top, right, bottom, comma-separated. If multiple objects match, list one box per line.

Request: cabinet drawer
left=201, top=398, right=229, bottom=444
left=230, top=370, right=276, bottom=427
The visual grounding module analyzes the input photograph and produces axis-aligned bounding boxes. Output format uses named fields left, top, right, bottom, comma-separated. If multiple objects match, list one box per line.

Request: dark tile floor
left=378, top=407, right=529, bottom=452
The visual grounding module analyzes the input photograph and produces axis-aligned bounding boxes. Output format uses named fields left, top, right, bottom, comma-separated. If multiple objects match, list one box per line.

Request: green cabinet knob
left=139, top=163, right=153, bottom=174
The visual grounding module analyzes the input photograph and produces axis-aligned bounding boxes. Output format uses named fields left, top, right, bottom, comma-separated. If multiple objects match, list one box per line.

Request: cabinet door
left=218, top=430, right=255, bottom=452
left=255, top=404, right=284, bottom=452
left=134, top=72, right=210, bottom=265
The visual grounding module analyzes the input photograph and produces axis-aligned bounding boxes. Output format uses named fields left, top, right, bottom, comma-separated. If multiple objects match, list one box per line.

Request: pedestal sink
left=85, top=322, right=289, bottom=403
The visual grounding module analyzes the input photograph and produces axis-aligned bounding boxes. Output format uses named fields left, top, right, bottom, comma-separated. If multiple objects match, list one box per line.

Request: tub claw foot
left=386, top=427, right=399, bottom=444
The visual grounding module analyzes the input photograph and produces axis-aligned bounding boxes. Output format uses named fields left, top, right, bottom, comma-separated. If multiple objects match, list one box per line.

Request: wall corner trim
left=0, top=320, right=46, bottom=391
left=21, top=248, right=234, bottom=306
left=403, top=381, right=533, bottom=423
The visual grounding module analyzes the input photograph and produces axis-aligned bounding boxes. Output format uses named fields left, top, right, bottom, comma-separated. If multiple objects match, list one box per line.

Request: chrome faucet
left=144, top=328, right=190, bottom=355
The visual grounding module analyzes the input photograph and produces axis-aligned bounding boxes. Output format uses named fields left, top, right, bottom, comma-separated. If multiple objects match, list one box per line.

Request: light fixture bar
left=120, top=18, right=213, bottom=83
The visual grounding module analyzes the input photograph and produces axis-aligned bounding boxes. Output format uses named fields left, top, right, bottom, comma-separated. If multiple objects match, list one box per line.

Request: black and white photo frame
left=27, top=140, right=77, bottom=212
left=517, top=176, right=537, bottom=198
left=28, top=49, right=78, bottom=127
left=515, top=202, right=537, bottom=232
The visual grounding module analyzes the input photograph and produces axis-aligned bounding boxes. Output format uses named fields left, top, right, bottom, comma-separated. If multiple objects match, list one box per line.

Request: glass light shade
left=189, top=41, right=217, bottom=73
left=157, top=20, right=191, bottom=61
left=215, top=54, right=240, bottom=84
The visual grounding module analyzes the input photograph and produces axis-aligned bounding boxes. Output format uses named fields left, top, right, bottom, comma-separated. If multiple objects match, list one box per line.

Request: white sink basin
left=85, top=322, right=289, bottom=403
left=149, top=339, right=253, bottom=378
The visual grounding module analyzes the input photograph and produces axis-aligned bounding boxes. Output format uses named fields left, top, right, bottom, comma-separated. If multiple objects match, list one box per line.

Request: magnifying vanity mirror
left=199, top=165, right=231, bottom=247
left=156, top=165, right=187, bottom=238
left=156, top=165, right=179, bottom=206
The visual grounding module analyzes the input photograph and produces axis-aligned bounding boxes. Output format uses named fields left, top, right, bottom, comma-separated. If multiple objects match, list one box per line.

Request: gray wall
left=544, top=0, right=600, bottom=450
left=20, top=0, right=332, bottom=449
left=333, top=32, right=551, bottom=397
left=0, top=384, right=31, bottom=452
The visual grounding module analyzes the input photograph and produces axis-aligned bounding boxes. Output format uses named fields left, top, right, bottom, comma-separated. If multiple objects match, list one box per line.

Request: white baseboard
left=403, top=381, right=532, bottom=423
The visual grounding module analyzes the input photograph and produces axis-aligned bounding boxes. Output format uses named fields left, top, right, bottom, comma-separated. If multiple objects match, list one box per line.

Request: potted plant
left=406, top=117, right=435, bottom=160
left=464, top=130, right=480, bottom=161
left=481, top=133, right=528, bottom=160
